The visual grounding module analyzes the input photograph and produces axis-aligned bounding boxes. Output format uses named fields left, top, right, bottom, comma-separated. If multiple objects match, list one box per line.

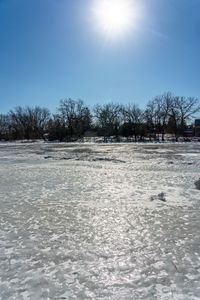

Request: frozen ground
left=0, top=142, right=200, bottom=300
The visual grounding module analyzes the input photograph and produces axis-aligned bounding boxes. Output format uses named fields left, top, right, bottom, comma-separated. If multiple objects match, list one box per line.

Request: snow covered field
left=0, top=142, right=200, bottom=300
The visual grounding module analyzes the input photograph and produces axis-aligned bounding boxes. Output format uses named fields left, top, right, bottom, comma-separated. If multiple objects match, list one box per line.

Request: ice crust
left=0, top=142, right=200, bottom=299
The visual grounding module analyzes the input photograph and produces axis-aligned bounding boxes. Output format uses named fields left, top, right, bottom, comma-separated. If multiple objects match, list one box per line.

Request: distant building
left=184, top=126, right=194, bottom=137
left=195, top=119, right=200, bottom=137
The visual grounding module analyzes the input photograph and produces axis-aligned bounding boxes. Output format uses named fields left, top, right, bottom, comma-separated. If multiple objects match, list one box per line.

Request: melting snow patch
left=194, top=179, right=200, bottom=190
left=150, top=192, right=167, bottom=202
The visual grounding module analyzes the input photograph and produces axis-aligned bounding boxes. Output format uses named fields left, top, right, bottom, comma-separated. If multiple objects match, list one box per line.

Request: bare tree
left=9, top=106, right=50, bottom=139
left=144, top=92, right=198, bottom=141
left=122, top=103, right=143, bottom=141
left=58, top=99, right=92, bottom=141
left=1, top=93, right=199, bottom=142
left=0, top=114, right=10, bottom=140
left=47, top=114, right=66, bottom=141
left=94, top=103, right=122, bottom=142
left=173, top=96, right=200, bottom=136
left=153, top=93, right=173, bottom=141
left=144, top=99, right=159, bottom=141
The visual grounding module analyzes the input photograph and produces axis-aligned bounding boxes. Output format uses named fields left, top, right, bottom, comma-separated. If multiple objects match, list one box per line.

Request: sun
left=92, top=0, right=137, bottom=39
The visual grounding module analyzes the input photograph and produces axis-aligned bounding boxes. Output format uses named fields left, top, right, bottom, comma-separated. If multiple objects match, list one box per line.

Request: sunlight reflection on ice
left=0, top=142, right=200, bottom=299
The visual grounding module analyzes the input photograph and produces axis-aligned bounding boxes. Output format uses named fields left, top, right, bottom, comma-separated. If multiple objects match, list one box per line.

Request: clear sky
left=0, top=0, right=200, bottom=113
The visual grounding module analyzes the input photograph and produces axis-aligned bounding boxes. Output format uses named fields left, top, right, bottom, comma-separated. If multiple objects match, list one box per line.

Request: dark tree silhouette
left=9, top=106, right=50, bottom=139
left=58, top=99, right=92, bottom=141
left=94, top=103, right=122, bottom=142
left=0, top=93, right=199, bottom=142
left=122, top=103, right=143, bottom=141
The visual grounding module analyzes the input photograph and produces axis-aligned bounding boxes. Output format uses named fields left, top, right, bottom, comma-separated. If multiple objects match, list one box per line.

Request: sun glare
left=92, top=0, right=138, bottom=39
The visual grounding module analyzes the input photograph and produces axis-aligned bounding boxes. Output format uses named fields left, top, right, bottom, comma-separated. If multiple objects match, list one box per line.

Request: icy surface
left=0, top=142, right=200, bottom=299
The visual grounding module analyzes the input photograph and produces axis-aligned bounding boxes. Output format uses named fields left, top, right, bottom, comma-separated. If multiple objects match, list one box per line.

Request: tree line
left=0, top=92, right=200, bottom=142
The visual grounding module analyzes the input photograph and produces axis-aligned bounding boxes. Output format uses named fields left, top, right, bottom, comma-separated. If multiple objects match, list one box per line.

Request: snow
left=0, top=142, right=200, bottom=299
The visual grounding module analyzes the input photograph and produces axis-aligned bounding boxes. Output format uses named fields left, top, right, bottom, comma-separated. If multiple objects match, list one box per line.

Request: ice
left=0, top=142, right=200, bottom=299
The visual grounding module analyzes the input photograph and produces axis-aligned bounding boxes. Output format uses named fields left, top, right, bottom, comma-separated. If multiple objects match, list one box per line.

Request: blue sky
left=0, top=0, right=200, bottom=113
